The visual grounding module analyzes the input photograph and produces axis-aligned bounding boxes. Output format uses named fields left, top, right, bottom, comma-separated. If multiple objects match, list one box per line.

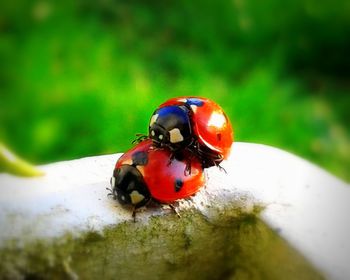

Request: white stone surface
left=0, top=142, right=349, bottom=279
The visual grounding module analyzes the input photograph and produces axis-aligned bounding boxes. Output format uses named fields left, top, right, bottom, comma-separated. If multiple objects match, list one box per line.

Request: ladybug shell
left=159, top=97, right=233, bottom=159
left=116, top=139, right=205, bottom=204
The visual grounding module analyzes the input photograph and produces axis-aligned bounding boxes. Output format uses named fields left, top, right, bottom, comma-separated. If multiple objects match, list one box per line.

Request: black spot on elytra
left=174, top=179, right=184, bottom=192
left=132, top=151, right=148, bottom=166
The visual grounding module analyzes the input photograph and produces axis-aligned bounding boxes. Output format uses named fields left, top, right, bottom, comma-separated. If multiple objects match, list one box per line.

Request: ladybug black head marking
left=111, top=165, right=151, bottom=208
left=149, top=105, right=192, bottom=150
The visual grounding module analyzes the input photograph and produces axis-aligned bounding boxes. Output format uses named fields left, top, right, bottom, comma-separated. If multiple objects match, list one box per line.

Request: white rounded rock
left=0, top=142, right=349, bottom=279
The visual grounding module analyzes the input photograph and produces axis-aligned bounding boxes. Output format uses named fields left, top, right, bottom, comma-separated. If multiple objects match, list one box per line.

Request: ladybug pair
left=109, top=97, right=233, bottom=218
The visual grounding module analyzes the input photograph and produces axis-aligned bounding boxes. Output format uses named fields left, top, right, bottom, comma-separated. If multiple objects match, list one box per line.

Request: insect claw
left=169, top=204, right=181, bottom=218
left=216, top=162, right=227, bottom=174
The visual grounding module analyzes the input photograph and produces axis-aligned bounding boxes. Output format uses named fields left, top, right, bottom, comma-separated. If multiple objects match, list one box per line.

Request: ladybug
left=109, top=139, right=205, bottom=218
left=148, top=96, right=233, bottom=167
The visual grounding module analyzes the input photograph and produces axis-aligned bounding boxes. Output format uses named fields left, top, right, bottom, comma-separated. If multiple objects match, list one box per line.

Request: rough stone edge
left=0, top=142, right=349, bottom=279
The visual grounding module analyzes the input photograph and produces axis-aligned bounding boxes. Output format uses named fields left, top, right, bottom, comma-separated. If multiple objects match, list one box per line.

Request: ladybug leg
left=184, top=159, right=192, bottom=176
left=132, top=206, right=137, bottom=222
left=216, top=163, right=227, bottom=174
left=169, top=204, right=181, bottom=218
left=183, top=147, right=196, bottom=176
left=212, top=154, right=227, bottom=173
left=132, top=198, right=154, bottom=222
left=132, top=133, right=149, bottom=144
left=150, top=146, right=160, bottom=151
left=167, top=152, right=176, bottom=166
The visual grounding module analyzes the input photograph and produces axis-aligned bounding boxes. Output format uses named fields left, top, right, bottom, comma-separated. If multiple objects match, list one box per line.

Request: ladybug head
left=149, top=105, right=192, bottom=150
left=110, top=164, right=151, bottom=208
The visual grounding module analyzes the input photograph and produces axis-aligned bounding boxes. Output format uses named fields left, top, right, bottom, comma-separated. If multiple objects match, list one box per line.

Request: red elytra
left=158, top=96, right=233, bottom=160
left=115, top=139, right=205, bottom=204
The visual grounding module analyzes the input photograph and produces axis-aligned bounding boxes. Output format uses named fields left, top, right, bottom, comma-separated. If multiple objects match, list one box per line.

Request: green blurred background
left=0, top=0, right=349, bottom=181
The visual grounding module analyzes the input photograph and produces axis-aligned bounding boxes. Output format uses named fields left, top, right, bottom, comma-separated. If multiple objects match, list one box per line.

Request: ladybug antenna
left=106, top=187, right=114, bottom=197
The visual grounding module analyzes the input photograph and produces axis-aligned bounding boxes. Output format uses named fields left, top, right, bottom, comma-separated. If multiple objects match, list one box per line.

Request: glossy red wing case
left=116, top=139, right=205, bottom=204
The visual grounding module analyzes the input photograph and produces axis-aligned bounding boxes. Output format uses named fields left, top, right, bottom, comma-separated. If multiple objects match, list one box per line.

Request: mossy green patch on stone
left=0, top=207, right=324, bottom=280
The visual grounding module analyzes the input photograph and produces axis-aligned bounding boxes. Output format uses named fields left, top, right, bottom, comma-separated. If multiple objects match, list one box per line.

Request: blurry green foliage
left=0, top=0, right=349, bottom=180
